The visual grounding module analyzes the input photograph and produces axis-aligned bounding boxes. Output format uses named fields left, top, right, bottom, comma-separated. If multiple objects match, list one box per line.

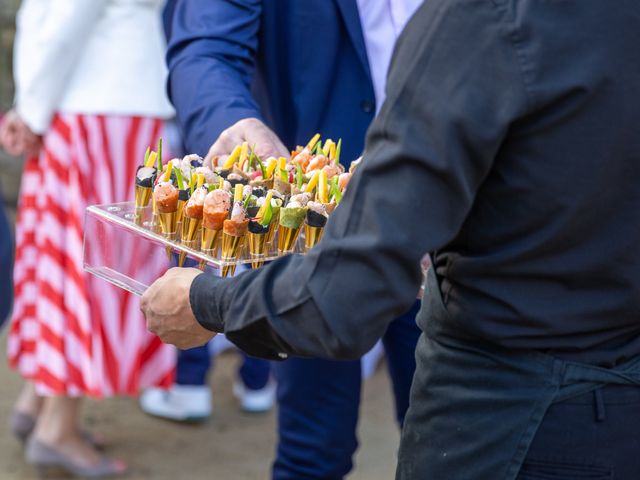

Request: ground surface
left=0, top=331, right=400, bottom=480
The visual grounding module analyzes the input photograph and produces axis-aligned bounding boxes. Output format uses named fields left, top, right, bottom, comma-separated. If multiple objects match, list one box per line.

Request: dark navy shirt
left=191, top=0, right=640, bottom=367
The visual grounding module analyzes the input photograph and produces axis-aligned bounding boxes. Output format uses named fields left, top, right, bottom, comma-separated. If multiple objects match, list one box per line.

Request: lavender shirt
left=356, top=0, right=423, bottom=112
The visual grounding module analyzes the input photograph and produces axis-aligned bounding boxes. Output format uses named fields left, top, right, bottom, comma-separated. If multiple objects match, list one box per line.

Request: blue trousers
left=175, top=260, right=271, bottom=390
left=0, top=203, right=13, bottom=328
left=176, top=344, right=271, bottom=390
left=272, top=301, right=422, bottom=480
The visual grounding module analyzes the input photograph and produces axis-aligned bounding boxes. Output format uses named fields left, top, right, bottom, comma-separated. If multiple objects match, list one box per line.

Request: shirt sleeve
left=165, top=0, right=264, bottom=155
left=189, top=0, right=531, bottom=360
left=13, top=0, right=108, bottom=134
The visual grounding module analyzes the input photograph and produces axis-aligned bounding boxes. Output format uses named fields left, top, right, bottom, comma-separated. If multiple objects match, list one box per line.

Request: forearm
left=187, top=0, right=530, bottom=361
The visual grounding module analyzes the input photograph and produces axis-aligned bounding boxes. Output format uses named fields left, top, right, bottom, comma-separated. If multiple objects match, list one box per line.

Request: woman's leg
left=13, top=381, right=43, bottom=417
left=32, top=396, right=124, bottom=470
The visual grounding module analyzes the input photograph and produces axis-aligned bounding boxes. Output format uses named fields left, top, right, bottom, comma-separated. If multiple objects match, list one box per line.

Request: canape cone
left=158, top=210, right=177, bottom=236
left=198, top=227, right=222, bottom=270
left=278, top=225, right=302, bottom=255
left=221, top=233, right=246, bottom=277
left=158, top=210, right=177, bottom=259
left=135, top=185, right=153, bottom=209
left=178, top=215, right=202, bottom=267
left=150, top=197, right=160, bottom=232
left=304, top=224, right=324, bottom=252
left=248, top=232, right=267, bottom=269
left=176, top=199, right=187, bottom=227
left=265, top=210, right=280, bottom=245
left=134, top=185, right=152, bottom=225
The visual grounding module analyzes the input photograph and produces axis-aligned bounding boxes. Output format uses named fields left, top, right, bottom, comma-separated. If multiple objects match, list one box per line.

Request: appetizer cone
left=174, top=166, right=189, bottom=228
left=199, top=189, right=231, bottom=269
left=134, top=149, right=157, bottom=220
left=134, top=171, right=154, bottom=206
left=154, top=183, right=179, bottom=238
left=304, top=224, right=324, bottom=251
left=178, top=184, right=206, bottom=267
left=199, top=227, right=221, bottom=270
left=176, top=190, right=189, bottom=227
left=265, top=208, right=280, bottom=245
left=264, top=196, right=282, bottom=245
left=247, top=230, right=267, bottom=269
left=221, top=186, right=249, bottom=277
left=154, top=177, right=179, bottom=259
left=304, top=204, right=328, bottom=252
left=278, top=207, right=307, bottom=254
left=151, top=196, right=160, bottom=231
left=247, top=198, right=271, bottom=268
left=221, top=225, right=248, bottom=277
left=178, top=214, right=202, bottom=267
left=250, top=177, right=273, bottom=190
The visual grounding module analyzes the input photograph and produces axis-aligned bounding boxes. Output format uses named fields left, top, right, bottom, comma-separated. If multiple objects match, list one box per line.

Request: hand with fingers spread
left=205, top=117, right=289, bottom=167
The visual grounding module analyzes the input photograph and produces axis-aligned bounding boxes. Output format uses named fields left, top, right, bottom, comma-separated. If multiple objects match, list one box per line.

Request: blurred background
left=0, top=3, right=398, bottom=478
left=1, top=0, right=21, bottom=223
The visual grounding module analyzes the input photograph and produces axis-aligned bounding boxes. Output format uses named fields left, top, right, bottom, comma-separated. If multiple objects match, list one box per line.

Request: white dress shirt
left=14, top=0, right=174, bottom=134
left=356, top=0, right=423, bottom=112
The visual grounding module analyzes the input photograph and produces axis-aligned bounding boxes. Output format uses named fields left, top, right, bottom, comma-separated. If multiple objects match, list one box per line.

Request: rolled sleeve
left=189, top=0, right=530, bottom=360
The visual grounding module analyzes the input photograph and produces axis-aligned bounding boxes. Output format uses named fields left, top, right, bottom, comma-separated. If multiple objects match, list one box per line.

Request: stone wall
left=0, top=0, right=21, bottom=220
left=0, top=0, right=18, bottom=111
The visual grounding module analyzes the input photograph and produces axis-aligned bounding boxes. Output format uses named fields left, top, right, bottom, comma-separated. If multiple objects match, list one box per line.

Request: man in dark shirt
left=143, top=0, right=640, bottom=478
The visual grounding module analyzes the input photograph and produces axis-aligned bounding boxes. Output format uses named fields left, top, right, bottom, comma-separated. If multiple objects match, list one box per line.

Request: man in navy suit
left=166, top=1, right=422, bottom=477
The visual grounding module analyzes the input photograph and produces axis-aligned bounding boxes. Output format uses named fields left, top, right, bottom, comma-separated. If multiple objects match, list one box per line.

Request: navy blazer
left=166, top=0, right=376, bottom=165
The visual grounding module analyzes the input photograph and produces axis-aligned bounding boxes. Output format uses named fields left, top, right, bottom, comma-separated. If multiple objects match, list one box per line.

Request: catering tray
left=83, top=202, right=304, bottom=295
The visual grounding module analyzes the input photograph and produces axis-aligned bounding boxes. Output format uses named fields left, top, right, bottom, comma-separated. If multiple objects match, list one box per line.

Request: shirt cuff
left=189, top=272, right=226, bottom=332
left=15, top=100, right=52, bottom=135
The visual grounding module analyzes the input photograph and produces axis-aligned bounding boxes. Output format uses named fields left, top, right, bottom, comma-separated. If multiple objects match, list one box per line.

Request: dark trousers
left=518, top=384, right=640, bottom=480
left=272, top=301, right=421, bottom=480
left=176, top=344, right=271, bottom=390
left=0, top=203, right=12, bottom=328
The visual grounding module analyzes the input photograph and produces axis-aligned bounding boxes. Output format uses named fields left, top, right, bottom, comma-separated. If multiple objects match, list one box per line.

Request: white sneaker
left=232, top=380, right=276, bottom=413
left=139, top=385, right=212, bottom=422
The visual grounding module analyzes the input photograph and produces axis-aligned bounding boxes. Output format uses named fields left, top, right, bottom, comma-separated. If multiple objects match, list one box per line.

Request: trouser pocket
left=517, top=459, right=613, bottom=480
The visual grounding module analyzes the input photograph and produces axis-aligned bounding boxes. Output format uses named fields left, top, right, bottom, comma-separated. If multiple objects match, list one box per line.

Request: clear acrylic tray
left=83, top=202, right=305, bottom=296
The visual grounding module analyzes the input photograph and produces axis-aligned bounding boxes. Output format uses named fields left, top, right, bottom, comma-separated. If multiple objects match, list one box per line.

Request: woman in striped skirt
left=0, top=0, right=176, bottom=476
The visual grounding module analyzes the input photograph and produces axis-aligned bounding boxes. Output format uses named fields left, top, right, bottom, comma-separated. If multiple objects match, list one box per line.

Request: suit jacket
left=166, top=0, right=376, bottom=164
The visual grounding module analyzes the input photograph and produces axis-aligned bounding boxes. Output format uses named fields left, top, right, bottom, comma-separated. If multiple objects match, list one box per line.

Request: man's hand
left=205, top=117, right=289, bottom=167
left=141, top=267, right=216, bottom=349
left=0, top=110, right=42, bottom=158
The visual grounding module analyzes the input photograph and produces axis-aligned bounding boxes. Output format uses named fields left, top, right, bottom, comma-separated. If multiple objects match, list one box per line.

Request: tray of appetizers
left=83, top=135, right=357, bottom=295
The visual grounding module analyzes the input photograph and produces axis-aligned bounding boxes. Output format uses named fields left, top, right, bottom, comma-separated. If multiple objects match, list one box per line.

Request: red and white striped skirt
left=8, top=113, right=175, bottom=397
